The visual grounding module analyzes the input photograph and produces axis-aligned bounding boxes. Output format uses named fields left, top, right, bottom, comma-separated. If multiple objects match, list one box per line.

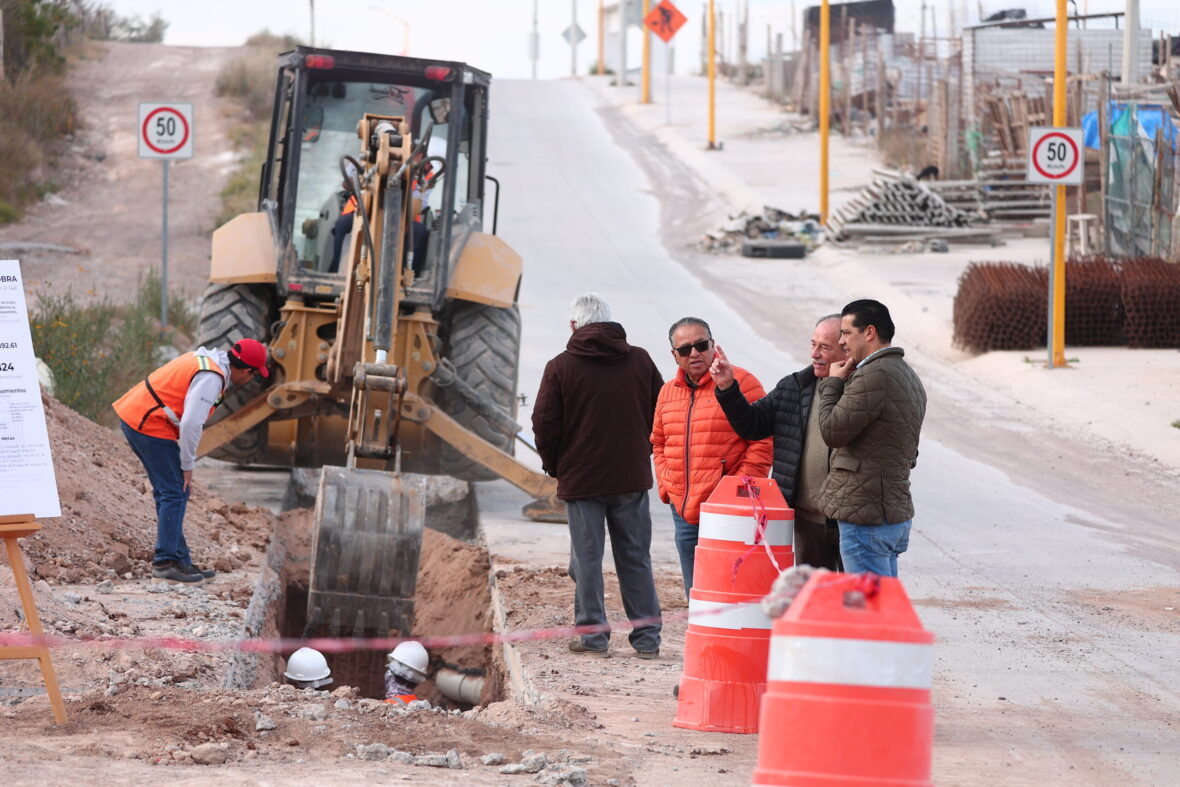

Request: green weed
left=30, top=274, right=195, bottom=425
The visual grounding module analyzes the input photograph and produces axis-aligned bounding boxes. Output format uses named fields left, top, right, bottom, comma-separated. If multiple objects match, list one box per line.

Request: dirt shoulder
left=0, top=41, right=243, bottom=307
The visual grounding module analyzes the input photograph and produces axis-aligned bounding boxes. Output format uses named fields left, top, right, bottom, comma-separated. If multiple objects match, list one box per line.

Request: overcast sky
left=104, top=0, right=1179, bottom=80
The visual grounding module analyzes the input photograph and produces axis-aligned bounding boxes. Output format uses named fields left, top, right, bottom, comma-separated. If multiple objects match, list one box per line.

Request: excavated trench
left=226, top=474, right=504, bottom=707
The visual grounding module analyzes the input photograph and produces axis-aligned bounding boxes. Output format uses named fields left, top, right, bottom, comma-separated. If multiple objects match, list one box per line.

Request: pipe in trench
left=435, top=667, right=484, bottom=705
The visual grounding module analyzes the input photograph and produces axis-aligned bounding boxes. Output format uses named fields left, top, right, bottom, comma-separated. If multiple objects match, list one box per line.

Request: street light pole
left=309, top=0, right=315, bottom=47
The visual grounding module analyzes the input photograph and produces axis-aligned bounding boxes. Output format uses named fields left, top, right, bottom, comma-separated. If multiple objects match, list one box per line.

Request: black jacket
left=532, top=322, right=663, bottom=501
left=716, top=365, right=817, bottom=502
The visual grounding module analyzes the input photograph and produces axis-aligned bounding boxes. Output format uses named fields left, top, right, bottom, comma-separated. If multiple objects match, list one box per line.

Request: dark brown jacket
left=532, top=322, right=663, bottom=501
left=816, top=347, right=926, bottom=525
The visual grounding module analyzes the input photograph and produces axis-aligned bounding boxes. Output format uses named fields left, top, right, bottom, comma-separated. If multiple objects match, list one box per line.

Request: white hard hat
left=387, top=641, right=429, bottom=682
left=284, top=647, right=332, bottom=687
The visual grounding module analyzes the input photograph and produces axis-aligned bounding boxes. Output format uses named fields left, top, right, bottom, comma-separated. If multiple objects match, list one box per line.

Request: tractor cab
left=260, top=47, right=492, bottom=310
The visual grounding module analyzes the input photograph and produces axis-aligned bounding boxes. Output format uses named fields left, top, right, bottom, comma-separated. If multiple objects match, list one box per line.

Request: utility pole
left=1121, top=0, right=1139, bottom=84
left=1048, top=0, right=1069, bottom=368
left=531, top=0, right=540, bottom=80
left=707, top=0, right=717, bottom=148
left=309, top=0, right=316, bottom=47
left=819, top=0, right=831, bottom=222
left=641, top=0, right=652, bottom=102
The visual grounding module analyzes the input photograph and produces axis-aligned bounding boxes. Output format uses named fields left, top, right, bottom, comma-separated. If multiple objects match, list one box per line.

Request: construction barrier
left=674, top=476, right=794, bottom=734
left=753, top=573, right=934, bottom=786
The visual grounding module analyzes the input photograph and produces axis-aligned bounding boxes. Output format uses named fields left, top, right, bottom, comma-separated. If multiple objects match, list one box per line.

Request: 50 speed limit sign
left=1026, top=126, right=1083, bottom=185
left=138, top=102, right=194, bottom=159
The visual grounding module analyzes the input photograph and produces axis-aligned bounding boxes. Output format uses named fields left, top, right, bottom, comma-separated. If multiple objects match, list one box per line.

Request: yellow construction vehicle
left=193, top=47, right=561, bottom=640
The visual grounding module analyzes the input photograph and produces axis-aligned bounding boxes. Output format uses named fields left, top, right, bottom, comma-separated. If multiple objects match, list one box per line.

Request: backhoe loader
left=193, top=47, right=561, bottom=643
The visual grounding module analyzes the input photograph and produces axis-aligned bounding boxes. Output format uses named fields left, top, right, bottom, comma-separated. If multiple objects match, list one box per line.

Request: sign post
left=643, top=0, right=686, bottom=118
left=1026, top=125, right=1083, bottom=369
left=137, top=102, right=194, bottom=332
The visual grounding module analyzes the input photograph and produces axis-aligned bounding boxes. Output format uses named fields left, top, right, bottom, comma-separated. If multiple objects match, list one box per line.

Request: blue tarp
left=1082, top=103, right=1179, bottom=150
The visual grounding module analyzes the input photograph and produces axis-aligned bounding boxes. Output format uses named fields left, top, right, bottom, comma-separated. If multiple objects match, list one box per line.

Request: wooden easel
left=0, top=514, right=67, bottom=724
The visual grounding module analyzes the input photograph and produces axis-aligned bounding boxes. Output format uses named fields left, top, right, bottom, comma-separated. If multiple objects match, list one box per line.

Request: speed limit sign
left=1026, top=126, right=1083, bottom=185
left=138, top=102, right=194, bottom=159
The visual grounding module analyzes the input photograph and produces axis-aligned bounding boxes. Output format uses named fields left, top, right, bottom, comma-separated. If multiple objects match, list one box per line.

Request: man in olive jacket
left=532, top=293, right=663, bottom=659
left=817, top=299, right=926, bottom=577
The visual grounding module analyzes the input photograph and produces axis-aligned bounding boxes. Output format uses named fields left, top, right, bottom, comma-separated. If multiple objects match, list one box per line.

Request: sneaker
left=184, top=564, right=216, bottom=580
left=568, top=639, right=610, bottom=657
left=636, top=649, right=659, bottom=660
left=151, top=561, right=204, bottom=585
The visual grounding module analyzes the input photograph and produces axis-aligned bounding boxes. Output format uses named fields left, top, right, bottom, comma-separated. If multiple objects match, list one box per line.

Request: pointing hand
left=709, top=344, right=735, bottom=390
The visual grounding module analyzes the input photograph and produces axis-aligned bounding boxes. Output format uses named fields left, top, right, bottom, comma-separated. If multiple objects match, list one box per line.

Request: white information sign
left=137, top=102, right=194, bottom=160
left=0, top=260, right=61, bottom=518
left=1026, top=126, right=1084, bottom=185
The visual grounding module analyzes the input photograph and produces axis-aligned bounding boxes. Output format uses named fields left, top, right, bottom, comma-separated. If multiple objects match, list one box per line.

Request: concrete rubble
left=701, top=205, right=822, bottom=253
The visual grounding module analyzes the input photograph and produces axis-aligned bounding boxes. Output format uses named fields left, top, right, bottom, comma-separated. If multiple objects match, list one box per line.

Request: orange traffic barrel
left=674, top=475, right=794, bottom=734
left=753, top=573, right=935, bottom=786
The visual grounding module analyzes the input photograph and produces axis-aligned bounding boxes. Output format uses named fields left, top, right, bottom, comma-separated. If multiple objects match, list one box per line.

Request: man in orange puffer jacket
left=651, top=317, right=773, bottom=599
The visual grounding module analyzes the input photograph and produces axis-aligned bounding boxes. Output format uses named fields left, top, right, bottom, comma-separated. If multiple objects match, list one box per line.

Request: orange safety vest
left=112, top=352, right=225, bottom=440
left=384, top=694, right=418, bottom=705
left=342, top=195, right=358, bottom=215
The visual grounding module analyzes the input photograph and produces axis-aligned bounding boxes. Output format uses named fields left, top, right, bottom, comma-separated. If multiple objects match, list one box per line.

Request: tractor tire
left=195, top=282, right=276, bottom=464
left=437, top=301, right=521, bottom=482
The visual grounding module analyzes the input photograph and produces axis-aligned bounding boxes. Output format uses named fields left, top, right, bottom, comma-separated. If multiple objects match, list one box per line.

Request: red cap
left=230, top=338, right=269, bottom=378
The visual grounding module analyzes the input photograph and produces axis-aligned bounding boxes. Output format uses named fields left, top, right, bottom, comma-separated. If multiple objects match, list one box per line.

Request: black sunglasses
left=673, top=339, right=713, bottom=357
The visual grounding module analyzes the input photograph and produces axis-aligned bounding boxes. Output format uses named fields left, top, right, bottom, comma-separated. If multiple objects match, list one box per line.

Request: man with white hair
left=532, top=293, right=664, bottom=659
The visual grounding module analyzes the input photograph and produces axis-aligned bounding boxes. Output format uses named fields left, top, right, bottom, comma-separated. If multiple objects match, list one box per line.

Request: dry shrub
left=0, top=72, right=77, bottom=223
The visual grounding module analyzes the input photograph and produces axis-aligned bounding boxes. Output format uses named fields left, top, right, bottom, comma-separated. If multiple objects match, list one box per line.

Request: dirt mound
left=16, top=393, right=274, bottom=583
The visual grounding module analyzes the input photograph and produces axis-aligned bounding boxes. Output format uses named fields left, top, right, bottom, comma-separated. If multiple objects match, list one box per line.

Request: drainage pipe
left=435, top=668, right=484, bottom=705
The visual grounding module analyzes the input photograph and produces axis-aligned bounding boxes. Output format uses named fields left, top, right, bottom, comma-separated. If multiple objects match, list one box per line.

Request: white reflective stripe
left=688, top=598, right=772, bottom=630
left=162, top=405, right=181, bottom=426
left=767, top=635, right=933, bottom=689
left=698, top=511, right=793, bottom=546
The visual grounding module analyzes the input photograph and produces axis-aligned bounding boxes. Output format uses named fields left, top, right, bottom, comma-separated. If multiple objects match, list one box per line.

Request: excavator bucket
left=306, top=467, right=425, bottom=638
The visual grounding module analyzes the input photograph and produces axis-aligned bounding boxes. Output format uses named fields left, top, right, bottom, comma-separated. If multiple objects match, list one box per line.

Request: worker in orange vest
left=112, top=340, right=269, bottom=584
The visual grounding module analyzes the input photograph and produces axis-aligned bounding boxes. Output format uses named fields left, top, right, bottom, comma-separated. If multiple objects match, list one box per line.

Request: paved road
left=479, top=78, right=1180, bottom=785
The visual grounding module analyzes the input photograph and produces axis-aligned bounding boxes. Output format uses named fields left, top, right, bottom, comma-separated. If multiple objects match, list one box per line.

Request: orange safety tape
left=0, top=599, right=755, bottom=654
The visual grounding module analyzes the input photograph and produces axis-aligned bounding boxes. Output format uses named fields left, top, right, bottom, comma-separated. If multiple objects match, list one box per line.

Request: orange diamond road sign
left=644, top=0, right=687, bottom=43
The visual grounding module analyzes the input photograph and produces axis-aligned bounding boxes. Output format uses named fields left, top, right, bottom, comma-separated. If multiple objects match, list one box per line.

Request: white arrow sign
left=1026, top=126, right=1083, bottom=186
left=138, top=102, right=194, bottom=160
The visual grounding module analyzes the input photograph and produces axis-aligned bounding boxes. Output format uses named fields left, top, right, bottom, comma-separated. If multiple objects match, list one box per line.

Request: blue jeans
left=838, top=519, right=911, bottom=577
left=670, top=505, right=697, bottom=601
left=120, top=421, right=192, bottom=566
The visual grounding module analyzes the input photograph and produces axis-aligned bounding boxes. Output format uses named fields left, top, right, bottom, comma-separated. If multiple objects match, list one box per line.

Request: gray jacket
left=816, top=347, right=926, bottom=525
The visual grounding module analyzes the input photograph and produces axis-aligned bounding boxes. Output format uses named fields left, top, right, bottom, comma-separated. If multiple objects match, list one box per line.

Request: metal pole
left=666, top=41, right=672, bottom=124
left=707, top=0, right=717, bottom=147
left=161, top=159, right=169, bottom=331
left=598, top=0, right=605, bottom=74
left=309, top=0, right=315, bottom=47
left=641, top=0, right=652, bottom=102
left=1120, top=0, right=1138, bottom=85
left=618, top=0, right=628, bottom=86
left=819, top=0, right=830, bottom=222
left=531, top=0, right=540, bottom=80
left=1049, top=0, right=1067, bottom=368
left=571, top=0, right=578, bottom=77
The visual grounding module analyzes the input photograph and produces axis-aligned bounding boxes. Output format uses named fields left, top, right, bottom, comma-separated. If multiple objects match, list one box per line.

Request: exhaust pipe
left=435, top=667, right=483, bottom=705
